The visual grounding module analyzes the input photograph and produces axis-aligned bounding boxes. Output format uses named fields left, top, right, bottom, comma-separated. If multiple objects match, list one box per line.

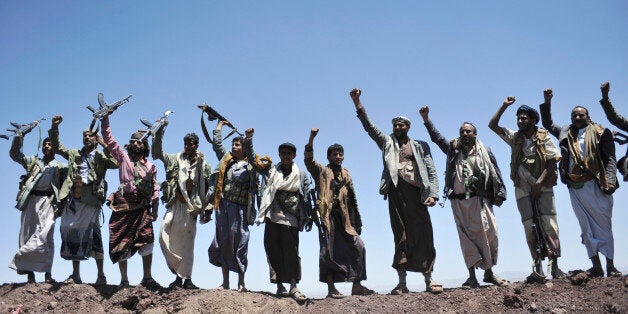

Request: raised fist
left=350, top=88, right=361, bottom=101
left=52, top=115, right=63, bottom=126
left=310, top=128, right=319, bottom=137
left=543, top=89, right=553, bottom=103
left=503, top=96, right=516, bottom=106
left=601, top=82, right=610, bottom=98
left=419, top=106, right=430, bottom=120
left=245, top=128, right=254, bottom=138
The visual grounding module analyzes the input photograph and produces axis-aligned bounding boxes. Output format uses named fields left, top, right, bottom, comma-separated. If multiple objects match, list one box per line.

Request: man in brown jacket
left=304, top=128, right=374, bottom=298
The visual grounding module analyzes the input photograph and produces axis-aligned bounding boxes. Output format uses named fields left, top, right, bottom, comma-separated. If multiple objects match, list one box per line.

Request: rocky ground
left=0, top=271, right=626, bottom=313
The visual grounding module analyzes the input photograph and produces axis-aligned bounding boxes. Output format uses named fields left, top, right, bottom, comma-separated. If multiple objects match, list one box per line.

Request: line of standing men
left=7, top=83, right=624, bottom=298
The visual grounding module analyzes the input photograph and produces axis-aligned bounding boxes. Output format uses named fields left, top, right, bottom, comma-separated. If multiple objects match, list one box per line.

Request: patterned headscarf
left=392, top=116, right=411, bottom=126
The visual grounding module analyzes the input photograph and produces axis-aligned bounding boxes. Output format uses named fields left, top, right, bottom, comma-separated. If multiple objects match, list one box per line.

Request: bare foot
left=216, top=283, right=229, bottom=290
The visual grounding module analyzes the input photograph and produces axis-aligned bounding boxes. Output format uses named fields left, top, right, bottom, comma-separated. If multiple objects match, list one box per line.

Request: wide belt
left=31, top=190, right=53, bottom=197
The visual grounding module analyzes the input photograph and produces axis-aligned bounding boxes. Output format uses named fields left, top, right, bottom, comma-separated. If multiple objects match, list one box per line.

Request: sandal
left=461, top=278, right=480, bottom=289
left=390, top=283, right=409, bottom=295
left=64, top=274, right=82, bottom=284
left=525, top=272, right=546, bottom=284
left=586, top=267, right=604, bottom=278
left=289, top=288, right=307, bottom=302
left=140, top=277, right=162, bottom=290
left=551, top=268, right=566, bottom=279
left=182, top=279, right=199, bottom=290
left=276, top=286, right=289, bottom=297
left=607, top=267, right=623, bottom=278
left=95, top=275, right=107, bottom=286
left=351, top=286, right=375, bottom=296
left=327, top=289, right=346, bottom=299
left=169, top=279, right=182, bottom=289
left=483, top=274, right=509, bottom=287
left=426, top=280, right=443, bottom=294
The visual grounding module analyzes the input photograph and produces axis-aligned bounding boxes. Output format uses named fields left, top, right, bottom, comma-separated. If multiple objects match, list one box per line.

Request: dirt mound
left=1, top=273, right=626, bottom=313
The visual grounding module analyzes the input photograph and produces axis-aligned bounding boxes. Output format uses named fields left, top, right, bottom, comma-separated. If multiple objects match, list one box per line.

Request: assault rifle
left=614, top=131, right=628, bottom=180
left=86, top=93, right=132, bottom=130
left=198, top=104, right=244, bottom=142
left=614, top=131, right=628, bottom=145
left=0, top=117, right=46, bottom=140
left=138, top=110, right=173, bottom=141
left=529, top=199, right=548, bottom=282
left=305, top=189, right=327, bottom=239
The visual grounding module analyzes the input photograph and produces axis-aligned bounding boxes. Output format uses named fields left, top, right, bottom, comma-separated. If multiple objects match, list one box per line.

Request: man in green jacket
left=49, top=115, right=118, bottom=285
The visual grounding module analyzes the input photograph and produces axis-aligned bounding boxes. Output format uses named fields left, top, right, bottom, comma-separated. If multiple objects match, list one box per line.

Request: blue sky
left=1, top=1, right=626, bottom=297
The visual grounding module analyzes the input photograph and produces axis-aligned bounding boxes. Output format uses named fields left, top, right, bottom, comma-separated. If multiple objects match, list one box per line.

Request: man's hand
left=424, top=197, right=436, bottom=207
left=245, top=128, right=254, bottom=139
left=543, top=89, right=553, bottom=103
left=52, top=115, right=63, bottom=126
left=151, top=208, right=158, bottom=222
left=503, top=96, right=516, bottom=107
left=493, top=196, right=505, bottom=207
left=307, top=128, right=319, bottom=146
left=603, top=184, right=616, bottom=195
left=200, top=209, right=212, bottom=223
left=419, top=106, right=430, bottom=122
left=601, top=82, right=610, bottom=99
left=350, top=88, right=362, bottom=106
left=96, top=136, right=107, bottom=148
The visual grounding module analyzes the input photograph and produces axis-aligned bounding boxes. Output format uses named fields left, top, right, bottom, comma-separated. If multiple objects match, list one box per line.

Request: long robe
left=388, top=179, right=436, bottom=273
left=569, top=180, right=614, bottom=258
left=9, top=167, right=58, bottom=272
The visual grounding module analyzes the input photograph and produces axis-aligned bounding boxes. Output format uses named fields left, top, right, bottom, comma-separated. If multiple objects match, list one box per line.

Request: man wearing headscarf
left=420, top=106, right=509, bottom=289
left=101, top=114, right=160, bottom=288
left=49, top=115, right=118, bottom=285
left=350, top=88, right=442, bottom=295
left=489, top=98, right=565, bottom=282
left=539, top=88, right=621, bottom=277
left=9, top=128, right=67, bottom=284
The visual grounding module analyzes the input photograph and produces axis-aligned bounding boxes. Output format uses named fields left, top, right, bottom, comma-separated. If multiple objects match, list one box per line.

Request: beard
left=460, top=136, right=476, bottom=146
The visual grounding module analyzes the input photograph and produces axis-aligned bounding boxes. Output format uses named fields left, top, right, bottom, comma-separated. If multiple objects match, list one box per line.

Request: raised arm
left=100, top=115, right=126, bottom=163
left=539, top=89, right=563, bottom=138
left=419, top=106, right=449, bottom=154
left=350, top=88, right=387, bottom=150
left=599, top=82, right=628, bottom=132
left=304, top=128, right=324, bottom=178
left=211, top=120, right=230, bottom=160
left=488, top=96, right=516, bottom=136
left=151, top=124, right=166, bottom=162
left=243, top=128, right=272, bottom=175
left=9, top=134, right=28, bottom=168
left=48, top=115, right=70, bottom=160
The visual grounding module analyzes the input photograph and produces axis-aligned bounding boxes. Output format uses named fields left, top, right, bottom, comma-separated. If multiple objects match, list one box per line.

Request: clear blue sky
left=1, top=1, right=626, bottom=297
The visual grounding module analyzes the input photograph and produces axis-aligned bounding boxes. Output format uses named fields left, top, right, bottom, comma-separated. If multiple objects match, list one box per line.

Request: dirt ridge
left=1, top=273, right=626, bottom=313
